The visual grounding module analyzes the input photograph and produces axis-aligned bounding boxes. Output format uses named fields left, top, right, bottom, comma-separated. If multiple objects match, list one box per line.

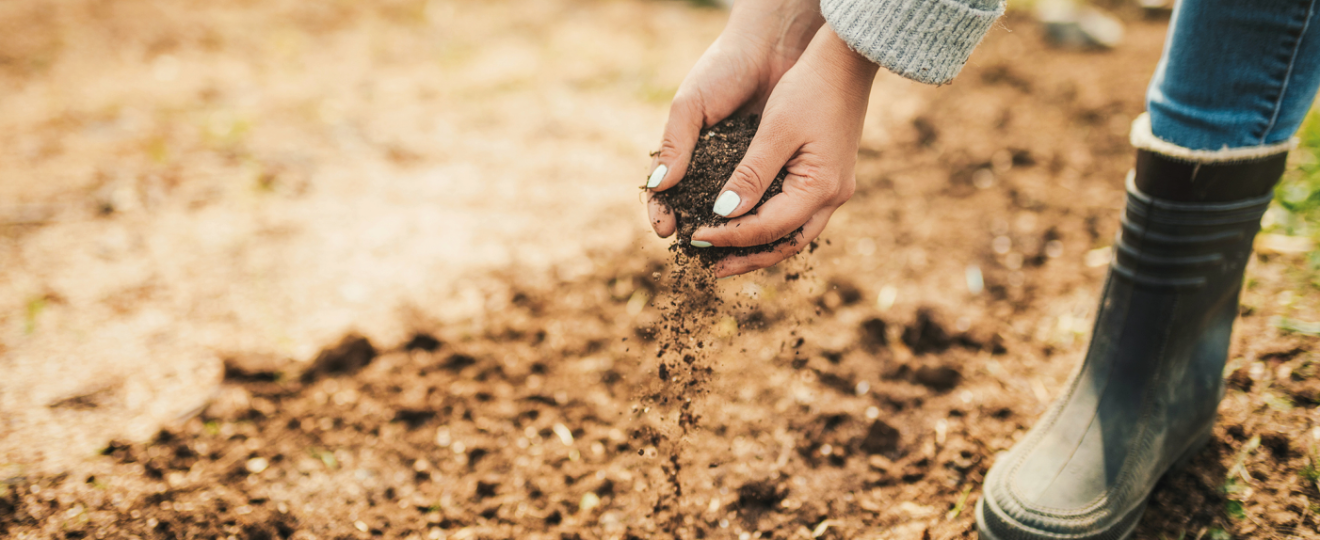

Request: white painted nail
left=712, top=191, right=740, bottom=217
left=690, top=240, right=712, bottom=248
left=647, top=164, right=667, bottom=189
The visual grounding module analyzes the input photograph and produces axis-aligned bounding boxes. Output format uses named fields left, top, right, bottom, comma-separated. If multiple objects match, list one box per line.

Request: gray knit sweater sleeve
left=822, top=0, right=1005, bottom=85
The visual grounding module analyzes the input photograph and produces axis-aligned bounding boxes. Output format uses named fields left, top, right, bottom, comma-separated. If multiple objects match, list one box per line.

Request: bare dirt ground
left=3, top=1, right=1320, bottom=539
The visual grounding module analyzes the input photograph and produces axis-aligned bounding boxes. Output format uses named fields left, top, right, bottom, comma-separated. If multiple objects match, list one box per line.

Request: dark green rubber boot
left=976, top=146, right=1287, bottom=540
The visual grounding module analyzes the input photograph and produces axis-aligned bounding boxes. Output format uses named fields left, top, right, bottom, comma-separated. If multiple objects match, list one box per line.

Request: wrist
left=726, top=0, right=824, bottom=58
left=805, top=25, right=878, bottom=97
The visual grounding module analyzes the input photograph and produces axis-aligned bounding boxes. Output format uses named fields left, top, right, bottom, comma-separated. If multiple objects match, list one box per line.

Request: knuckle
left=734, top=226, right=779, bottom=247
left=657, top=138, right=685, bottom=161
left=728, top=162, right=768, bottom=192
left=795, top=173, right=834, bottom=198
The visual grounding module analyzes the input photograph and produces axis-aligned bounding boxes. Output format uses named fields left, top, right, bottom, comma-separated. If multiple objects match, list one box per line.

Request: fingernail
left=647, top=164, right=667, bottom=189
left=712, top=191, right=740, bottom=217
left=717, top=275, right=735, bottom=281
left=690, top=240, right=712, bottom=248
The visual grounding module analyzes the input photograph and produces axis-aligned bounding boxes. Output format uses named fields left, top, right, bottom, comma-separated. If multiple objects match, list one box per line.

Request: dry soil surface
left=2, top=2, right=1320, bottom=540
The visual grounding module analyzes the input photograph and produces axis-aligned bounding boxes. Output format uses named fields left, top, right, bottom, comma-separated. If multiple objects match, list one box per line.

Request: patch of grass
left=1301, top=448, right=1320, bottom=489
left=1274, top=111, right=1320, bottom=234
left=1263, top=391, right=1295, bottom=412
left=1224, top=499, right=1247, bottom=520
left=1301, top=461, right=1320, bottom=482
left=308, top=448, right=339, bottom=470
left=1274, top=316, right=1320, bottom=336
left=24, top=296, right=46, bottom=335
left=1262, top=110, right=1320, bottom=298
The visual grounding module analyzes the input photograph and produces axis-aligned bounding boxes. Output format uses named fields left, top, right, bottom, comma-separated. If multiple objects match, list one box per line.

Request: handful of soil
left=651, top=115, right=794, bottom=266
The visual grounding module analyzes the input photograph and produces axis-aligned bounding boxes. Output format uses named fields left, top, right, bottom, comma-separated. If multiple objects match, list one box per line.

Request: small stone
left=914, top=365, right=961, bottom=392
left=860, top=419, right=901, bottom=457
left=580, top=492, right=601, bottom=513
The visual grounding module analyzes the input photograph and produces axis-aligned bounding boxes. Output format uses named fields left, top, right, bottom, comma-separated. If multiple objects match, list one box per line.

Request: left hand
left=690, top=25, right=878, bottom=278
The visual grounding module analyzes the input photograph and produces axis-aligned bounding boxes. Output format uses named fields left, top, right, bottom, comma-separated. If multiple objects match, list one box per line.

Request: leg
left=1148, top=0, right=1320, bottom=151
left=978, top=2, right=1320, bottom=539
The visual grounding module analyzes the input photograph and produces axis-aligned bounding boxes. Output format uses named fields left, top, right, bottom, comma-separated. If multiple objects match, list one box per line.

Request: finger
left=693, top=173, right=838, bottom=248
left=714, top=206, right=834, bottom=278
left=709, top=122, right=799, bottom=219
left=647, top=192, right=677, bottom=238
left=648, top=94, right=705, bottom=192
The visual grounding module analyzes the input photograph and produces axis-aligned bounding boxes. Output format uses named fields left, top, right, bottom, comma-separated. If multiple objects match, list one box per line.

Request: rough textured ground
left=0, top=0, right=716, bottom=474
left=3, top=2, right=1320, bottom=540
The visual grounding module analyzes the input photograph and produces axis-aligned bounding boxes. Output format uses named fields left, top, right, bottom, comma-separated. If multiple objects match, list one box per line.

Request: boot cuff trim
left=1129, top=113, right=1297, bottom=164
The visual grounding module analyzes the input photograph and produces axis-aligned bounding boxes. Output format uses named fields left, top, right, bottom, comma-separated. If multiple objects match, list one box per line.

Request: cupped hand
left=646, top=0, right=824, bottom=238
left=690, top=26, right=877, bottom=278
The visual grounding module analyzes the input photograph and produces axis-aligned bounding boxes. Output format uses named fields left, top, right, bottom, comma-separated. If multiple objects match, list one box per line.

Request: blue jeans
left=1147, top=0, right=1320, bottom=150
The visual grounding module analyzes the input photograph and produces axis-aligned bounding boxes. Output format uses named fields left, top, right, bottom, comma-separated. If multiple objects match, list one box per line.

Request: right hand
left=645, top=0, right=824, bottom=238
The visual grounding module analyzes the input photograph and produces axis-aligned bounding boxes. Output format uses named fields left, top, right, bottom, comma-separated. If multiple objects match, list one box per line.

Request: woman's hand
left=690, top=26, right=877, bottom=278
left=645, top=0, right=824, bottom=238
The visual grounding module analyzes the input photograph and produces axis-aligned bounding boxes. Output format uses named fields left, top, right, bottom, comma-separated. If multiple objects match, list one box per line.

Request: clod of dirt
left=651, top=115, right=793, bottom=265
left=392, top=409, right=437, bottom=429
left=47, top=384, right=120, bottom=410
left=1225, top=367, right=1253, bottom=392
left=736, top=479, right=785, bottom=509
left=441, top=353, right=479, bottom=372
left=222, top=354, right=285, bottom=383
left=475, top=480, right=499, bottom=500
left=859, top=317, right=889, bottom=352
left=300, top=334, right=377, bottom=382
left=902, top=309, right=953, bottom=355
left=404, top=333, right=442, bottom=352
left=1260, top=431, right=1294, bottom=459
left=1280, top=376, right=1320, bottom=405
left=914, top=365, right=961, bottom=392
left=819, top=279, right=864, bottom=311
left=859, top=419, right=902, bottom=457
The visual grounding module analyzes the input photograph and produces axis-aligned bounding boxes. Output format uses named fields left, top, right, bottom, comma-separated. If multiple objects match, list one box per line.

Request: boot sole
left=976, top=426, right=1214, bottom=540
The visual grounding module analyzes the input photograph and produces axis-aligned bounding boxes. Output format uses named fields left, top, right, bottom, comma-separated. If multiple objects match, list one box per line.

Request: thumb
left=647, top=94, right=705, bottom=192
left=711, top=117, right=798, bottom=218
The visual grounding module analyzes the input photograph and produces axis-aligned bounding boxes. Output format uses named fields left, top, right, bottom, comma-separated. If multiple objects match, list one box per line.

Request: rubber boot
left=975, top=135, right=1288, bottom=540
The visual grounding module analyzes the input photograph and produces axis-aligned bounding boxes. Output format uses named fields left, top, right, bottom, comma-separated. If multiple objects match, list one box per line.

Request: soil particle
left=901, top=309, right=953, bottom=355
left=859, top=419, right=902, bottom=458
left=1226, top=366, right=1253, bottom=391
left=737, top=479, right=786, bottom=508
left=913, top=365, right=962, bottom=392
left=300, top=334, right=377, bottom=382
left=441, top=353, right=479, bottom=372
left=1259, top=431, right=1294, bottom=459
left=221, top=355, right=286, bottom=383
left=652, top=115, right=795, bottom=265
left=859, top=317, right=889, bottom=351
left=403, top=332, right=442, bottom=352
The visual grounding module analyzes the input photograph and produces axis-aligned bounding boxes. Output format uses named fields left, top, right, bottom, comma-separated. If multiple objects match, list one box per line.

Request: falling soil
left=3, top=10, right=1320, bottom=540
left=652, top=115, right=795, bottom=266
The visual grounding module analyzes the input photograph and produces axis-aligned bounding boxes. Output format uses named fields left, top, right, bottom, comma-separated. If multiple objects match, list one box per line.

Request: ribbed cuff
left=1129, top=112, right=1297, bottom=163
left=822, top=0, right=1004, bottom=85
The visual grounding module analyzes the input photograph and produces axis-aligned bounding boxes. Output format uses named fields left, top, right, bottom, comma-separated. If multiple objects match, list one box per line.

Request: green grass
left=24, top=296, right=46, bottom=335
left=1270, top=111, right=1320, bottom=240
left=1263, top=111, right=1320, bottom=296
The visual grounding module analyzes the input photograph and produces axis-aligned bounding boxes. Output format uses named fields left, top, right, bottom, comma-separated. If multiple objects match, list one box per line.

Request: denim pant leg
left=1147, top=0, right=1320, bottom=150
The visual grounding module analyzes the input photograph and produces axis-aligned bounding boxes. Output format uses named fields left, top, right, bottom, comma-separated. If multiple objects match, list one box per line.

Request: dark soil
left=3, top=11, right=1319, bottom=540
left=652, top=115, right=793, bottom=265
